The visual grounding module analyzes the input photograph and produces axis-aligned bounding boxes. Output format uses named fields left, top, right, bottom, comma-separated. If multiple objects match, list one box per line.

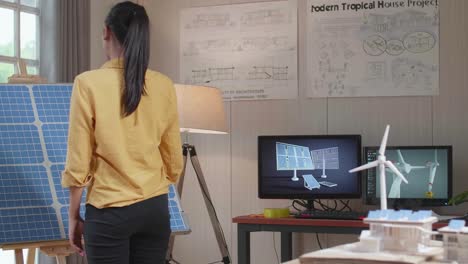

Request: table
left=232, top=215, right=448, bottom=264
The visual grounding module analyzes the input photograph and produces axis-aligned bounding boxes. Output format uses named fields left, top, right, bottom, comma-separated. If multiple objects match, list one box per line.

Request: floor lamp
left=166, top=84, right=231, bottom=264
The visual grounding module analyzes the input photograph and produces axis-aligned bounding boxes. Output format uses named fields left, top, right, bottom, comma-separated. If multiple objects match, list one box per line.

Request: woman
left=61, top=2, right=183, bottom=264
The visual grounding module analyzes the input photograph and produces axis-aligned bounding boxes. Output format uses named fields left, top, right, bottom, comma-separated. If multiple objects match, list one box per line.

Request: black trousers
left=84, top=194, right=171, bottom=264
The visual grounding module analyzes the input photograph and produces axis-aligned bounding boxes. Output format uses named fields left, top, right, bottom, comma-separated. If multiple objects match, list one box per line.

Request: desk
left=232, top=215, right=448, bottom=264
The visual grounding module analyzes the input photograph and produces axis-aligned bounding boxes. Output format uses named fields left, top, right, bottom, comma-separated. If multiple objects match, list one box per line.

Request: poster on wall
left=306, top=0, right=439, bottom=97
left=180, top=0, right=298, bottom=101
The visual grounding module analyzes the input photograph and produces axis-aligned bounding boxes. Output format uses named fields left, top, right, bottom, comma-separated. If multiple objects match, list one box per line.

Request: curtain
left=57, top=0, right=91, bottom=82
left=39, top=0, right=58, bottom=82
left=40, top=0, right=90, bottom=83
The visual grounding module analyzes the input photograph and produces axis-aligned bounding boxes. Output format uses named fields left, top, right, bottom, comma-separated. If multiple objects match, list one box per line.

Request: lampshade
left=175, top=84, right=228, bottom=134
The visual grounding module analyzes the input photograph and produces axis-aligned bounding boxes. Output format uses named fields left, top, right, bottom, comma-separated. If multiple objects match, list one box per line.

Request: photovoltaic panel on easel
left=0, top=84, right=190, bottom=245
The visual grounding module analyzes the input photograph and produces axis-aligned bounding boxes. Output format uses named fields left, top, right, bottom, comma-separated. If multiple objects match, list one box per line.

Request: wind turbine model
left=425, top=149, right=440, bottom=198
left=388, top=150, right=426, bottom=198
left=349, top=125, right=409, bottom=209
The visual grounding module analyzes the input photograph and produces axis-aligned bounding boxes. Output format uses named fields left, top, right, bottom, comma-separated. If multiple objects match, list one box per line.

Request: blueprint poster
left=307, top=0, right=439, bottom=97
left=180, top=1, right=298, bottom=101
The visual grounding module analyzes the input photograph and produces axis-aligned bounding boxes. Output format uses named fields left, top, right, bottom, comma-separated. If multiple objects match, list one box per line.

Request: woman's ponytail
left=105, top=1, right=150, bottom=116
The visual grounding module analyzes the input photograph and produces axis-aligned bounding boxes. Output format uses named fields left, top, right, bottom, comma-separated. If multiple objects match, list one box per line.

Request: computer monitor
left=364, top=146, right=453, bottom=208
left=258, top=135, right=362, bottom=199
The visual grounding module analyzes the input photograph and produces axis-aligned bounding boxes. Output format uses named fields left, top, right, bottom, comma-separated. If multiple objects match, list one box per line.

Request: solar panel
left=448, top=219, right=466, bottom=230
left=311, top=147, right=339, bottom=169
left=276, top=142, right=314, bottom=170
left=0, top=84, right=190, bottom=245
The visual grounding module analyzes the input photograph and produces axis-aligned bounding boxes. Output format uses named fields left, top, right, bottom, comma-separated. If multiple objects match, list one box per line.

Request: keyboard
left=294, top=210, right=367, bottom=220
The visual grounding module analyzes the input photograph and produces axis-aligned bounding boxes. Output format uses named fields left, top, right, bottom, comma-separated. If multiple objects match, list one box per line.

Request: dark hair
left=105, top=1, right=149, bottom=116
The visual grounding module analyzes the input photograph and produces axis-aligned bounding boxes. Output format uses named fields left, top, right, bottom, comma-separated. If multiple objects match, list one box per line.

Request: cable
left=273, top=233, right=280, bottom=264
left=338, top=200, right=352, bottom=212
left=291, top=200, right=301, bottom=212
left=315, top=233, right=323, bottom=249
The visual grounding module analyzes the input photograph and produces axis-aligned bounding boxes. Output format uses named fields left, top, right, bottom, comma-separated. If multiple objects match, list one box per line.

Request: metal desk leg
left=280, top=232, right=292, bottom=262
left=237, top=224, right=251, bottom=264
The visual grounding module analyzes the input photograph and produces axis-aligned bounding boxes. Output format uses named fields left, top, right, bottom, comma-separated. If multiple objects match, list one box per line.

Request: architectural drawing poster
left=307, top=0, right=439, bottom=97
left=180, top=1, right=298, bottom=101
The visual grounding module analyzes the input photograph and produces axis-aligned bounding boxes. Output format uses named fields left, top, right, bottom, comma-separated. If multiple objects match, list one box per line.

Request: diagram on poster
left=180, top=1, right=297, bottom=101
left=306, top=0, right=439, bottom=97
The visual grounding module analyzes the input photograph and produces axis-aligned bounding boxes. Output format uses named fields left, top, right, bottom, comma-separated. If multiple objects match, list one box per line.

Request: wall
left=90, top=1, right=468, bottom=263
left=89, top=0, right=123, bottom=69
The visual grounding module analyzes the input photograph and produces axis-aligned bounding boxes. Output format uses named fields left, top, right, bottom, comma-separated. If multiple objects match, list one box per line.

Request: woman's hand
left=69, top=216, right=85, bottom=256
left=68, top=186, right=86, bottom=256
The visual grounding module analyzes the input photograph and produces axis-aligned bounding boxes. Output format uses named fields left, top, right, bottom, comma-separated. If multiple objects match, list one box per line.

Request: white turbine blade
left=379, top=125, right=390, bottom=155
left=349, top=160, right=379, bottom=173
left=409, top=165, right=426, bottom=170
left=385, top=160, right=408, bottom=184
left=397, top=149, right=406, bottom=164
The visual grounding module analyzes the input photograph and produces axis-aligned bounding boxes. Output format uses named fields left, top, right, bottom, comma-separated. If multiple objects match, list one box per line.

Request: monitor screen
left=258, top=135, right=362, bottom=199
left=364, top=146, right=452, bottom=207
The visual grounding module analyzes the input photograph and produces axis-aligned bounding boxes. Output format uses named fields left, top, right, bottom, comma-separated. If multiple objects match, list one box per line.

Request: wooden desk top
left=233, top=215, right=448, bottom=229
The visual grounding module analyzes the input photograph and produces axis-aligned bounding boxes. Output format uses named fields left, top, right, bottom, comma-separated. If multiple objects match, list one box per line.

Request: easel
left=1, top=240, right=74, bottom=264
left=7, top=59, right=47, bottom=84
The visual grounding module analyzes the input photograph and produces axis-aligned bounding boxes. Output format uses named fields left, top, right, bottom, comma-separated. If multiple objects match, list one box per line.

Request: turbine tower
left=426, top=149, right=440, bottom=198
left=349, top=125, right=409, bottom=209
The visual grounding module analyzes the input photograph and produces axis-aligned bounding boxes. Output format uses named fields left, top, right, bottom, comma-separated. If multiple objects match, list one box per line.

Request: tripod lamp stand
left=166, top=84, right=230, bottom=264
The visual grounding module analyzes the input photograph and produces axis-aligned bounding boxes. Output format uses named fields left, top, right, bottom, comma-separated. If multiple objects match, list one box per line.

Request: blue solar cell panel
left=277, top=156, right=287, bottom=169
left=168, top=185, right=190, bottom=233
left=42, top=124, right=68, bottom=163
left=276, top=144, right=286, bottom=155
left=289, top=157, right=297, bottom=168
left=0, top=165, right=53, bottom=208
left=0, top=207, right=62, bottom=244
left=388, top=211, right=402, bottom=220
left=276, top=142, right=313, bottom=171
left=448, top=219, right=466, bottom=230
left=0, top=125, right=44, bottom=165
left=0, top=86, right=35, bottom=124
left=33, top=85, right=72, bottom=123
left=367, top=210, right=380, bottom=219
left=287, top=146, right=295, bottom=156
left=51, top=164, right=86, bottom=205
left=0, top=84, right=189, bottom=244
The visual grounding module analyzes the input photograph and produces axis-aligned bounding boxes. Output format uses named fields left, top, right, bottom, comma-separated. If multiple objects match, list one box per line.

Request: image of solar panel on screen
left=0, top=84, right=190, bottom=245
left=311, top=147, right=339, bottom=179
left=276, top=142, right=314, bottom=181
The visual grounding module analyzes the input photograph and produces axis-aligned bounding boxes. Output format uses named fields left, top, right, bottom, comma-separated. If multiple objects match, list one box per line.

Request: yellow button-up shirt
left=61, top=59, right=183, bottom=208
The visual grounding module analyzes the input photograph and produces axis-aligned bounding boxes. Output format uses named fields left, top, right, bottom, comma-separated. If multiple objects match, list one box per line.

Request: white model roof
left=364, top=209, right=438, bottom=224
left=438, top=219, right=468, bottom=234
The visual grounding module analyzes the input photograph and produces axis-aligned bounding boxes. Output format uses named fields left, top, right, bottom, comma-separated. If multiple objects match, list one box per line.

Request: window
left=0, top=0, right=40, bottom=83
